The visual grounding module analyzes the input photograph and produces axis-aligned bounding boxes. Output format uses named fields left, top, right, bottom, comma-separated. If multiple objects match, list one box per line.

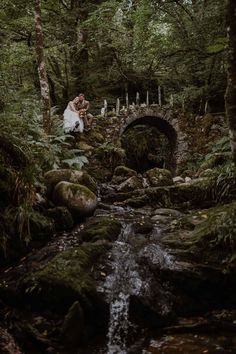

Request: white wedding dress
left=63, top=105, right=84, bottom=133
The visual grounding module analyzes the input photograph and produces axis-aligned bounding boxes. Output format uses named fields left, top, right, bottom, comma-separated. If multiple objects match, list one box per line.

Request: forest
left=0, top=0, right=236, bottom=353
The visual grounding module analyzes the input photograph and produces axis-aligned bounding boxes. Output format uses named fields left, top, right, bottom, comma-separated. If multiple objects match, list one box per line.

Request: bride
left=63, top=97, right=84, bottom=133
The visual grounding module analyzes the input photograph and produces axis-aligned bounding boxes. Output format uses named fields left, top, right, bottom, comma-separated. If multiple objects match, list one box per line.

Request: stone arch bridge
left=115, top=104, right=189, bottom=174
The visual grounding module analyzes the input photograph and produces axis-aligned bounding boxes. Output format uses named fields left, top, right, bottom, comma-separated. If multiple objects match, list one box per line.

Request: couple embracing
left=63, top=93, right=93, bottom=133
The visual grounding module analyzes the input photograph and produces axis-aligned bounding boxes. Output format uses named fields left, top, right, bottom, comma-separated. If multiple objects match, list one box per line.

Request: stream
left=78, top=205, right=236, bottom=354
left=1, top=204, right=236, bottom=354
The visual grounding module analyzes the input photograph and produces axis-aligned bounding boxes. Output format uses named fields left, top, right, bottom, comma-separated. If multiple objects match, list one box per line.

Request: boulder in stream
left=53, top=182, right=98, bottom=217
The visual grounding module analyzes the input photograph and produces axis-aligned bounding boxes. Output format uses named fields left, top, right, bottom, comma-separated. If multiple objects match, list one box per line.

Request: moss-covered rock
left=111, top=166, right=138, bottom=184
left=113, top=165, right=137, bottom=178
left=53, top=182, right=97, bottom=217
left=117, top=176, right=143, bottom=192
left=80, top=217, right=121, bottom=242
left=81, top=130, right=105, bottom=145
left=191, top=202, right=236, bottom=268
left=23, top=242, right=109, bottom=310
left=44, top=169, right=97, bottom=195
left=30, top=211, right=55, bottom=241
left=46, top=207, right=74, bottom=231
left=144, top=168, right=173, bottom=187
left=145, top=178, right=213, bottom=209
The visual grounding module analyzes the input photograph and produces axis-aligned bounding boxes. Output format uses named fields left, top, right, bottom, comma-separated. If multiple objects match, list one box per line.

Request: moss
left=53, top=182, right=97, bottom=217
left=83, top=130, right=105, bottom=145
left=94, top=142, right=126, bottom=173
left=79, top=172, right=97, bottom=194
left=24, top=243, right=109, bottom=310
left=121, top=125, right=171, bottom=173
left=29, top=210, right=55, bottom=241
left=191, top=202, right=236, bottom=267
left=45, top=169, right=97, bottom=195
left=113, top=165, right=137, bottom=177
left=144, top=168, right=173, bottom=187
left=144, top=178, right=214, bottom=209
left=46, top=207, right=74, bottom=231
left=198, top=154, right=228, bottom=174
left=80, top=217, right=121, bottom=242
left=117, top=176, right=143, bottom=192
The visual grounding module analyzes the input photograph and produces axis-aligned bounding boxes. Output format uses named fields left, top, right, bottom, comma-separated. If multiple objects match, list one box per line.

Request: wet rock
left=173, top=176, right=185, bottom=184
left=22, top=243, right=110, bottom=311
left=144, top=168, right=173, bottom=187
left=61, top=301, right=85, bottom=347
left=46, top=206, right=74, bottom=231
left=79, top=216, right=121, bottom=242
left=185, top=177, right=192, bottom=183
left=153, top=208, right=183, bottom=218
left=133, top=221, right=153, bottom=234
left=44, top=169, right=97, bottom=195
left=53, top=182, right=98, bottom=217
left=151, top=215, right=172, bottom=224
left=124, top=195, right=149, bottom=208
left=117, top=176, right=143, bottom=192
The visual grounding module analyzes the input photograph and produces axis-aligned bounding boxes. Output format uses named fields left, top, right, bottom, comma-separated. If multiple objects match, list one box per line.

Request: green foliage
left=206, top=131, right=231, bottom=158
left=0, top=100, right=88, bottom=254
left=193, top=202, right=236, bottom=266
left=95, top=141, right=126, bottom=172
left=62, top=154, right=89, bottom=169
left=213, top=163, right=236, bottom=203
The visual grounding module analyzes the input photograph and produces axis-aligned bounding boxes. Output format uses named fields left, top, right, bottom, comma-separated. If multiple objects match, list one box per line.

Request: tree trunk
left=34, top=0, right=51, bottom=134
left=225, top=0, right=236, bottom=163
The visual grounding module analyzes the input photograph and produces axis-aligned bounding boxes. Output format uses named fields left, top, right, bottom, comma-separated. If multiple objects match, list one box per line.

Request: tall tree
left=225, top=0, right=236, bottom=163
left=34, top=0, right=51, bottom=133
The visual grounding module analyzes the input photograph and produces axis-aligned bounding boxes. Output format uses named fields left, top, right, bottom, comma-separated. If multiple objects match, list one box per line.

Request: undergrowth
left=0, top=98, right=88, bottom=256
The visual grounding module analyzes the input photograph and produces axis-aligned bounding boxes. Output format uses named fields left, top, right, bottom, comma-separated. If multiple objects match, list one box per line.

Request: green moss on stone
left=47, top=207, right=74, bottom=231
left=144, top=168, right=173, bottom=187
left=24, top=243, right=109, bottom=310
left=193, top=202, right=236, bottom=248
left=80, top=217, right=121, bottom=242
left=30, top=211, right=55, bottom=241
left=113, top=166, right=137, bottom=177
left=53, top=182, right=97, bottom=217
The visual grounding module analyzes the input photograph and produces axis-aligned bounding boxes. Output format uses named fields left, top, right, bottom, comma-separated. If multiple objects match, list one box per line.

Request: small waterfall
left=104, top=224, right=142, bottom=354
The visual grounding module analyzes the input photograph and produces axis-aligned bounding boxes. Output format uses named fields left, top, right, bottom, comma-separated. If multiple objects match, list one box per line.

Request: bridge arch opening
left=121, top=115, right=178, bottom=173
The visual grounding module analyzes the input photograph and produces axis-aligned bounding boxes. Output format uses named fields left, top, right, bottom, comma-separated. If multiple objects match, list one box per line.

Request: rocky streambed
left=0, top=187, right=236, bottom=354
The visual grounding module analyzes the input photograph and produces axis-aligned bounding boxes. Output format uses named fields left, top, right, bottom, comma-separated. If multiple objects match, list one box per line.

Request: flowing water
left=104, top=224, right=142, bottom=354
left=95, top=208, right=177, bottom=354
